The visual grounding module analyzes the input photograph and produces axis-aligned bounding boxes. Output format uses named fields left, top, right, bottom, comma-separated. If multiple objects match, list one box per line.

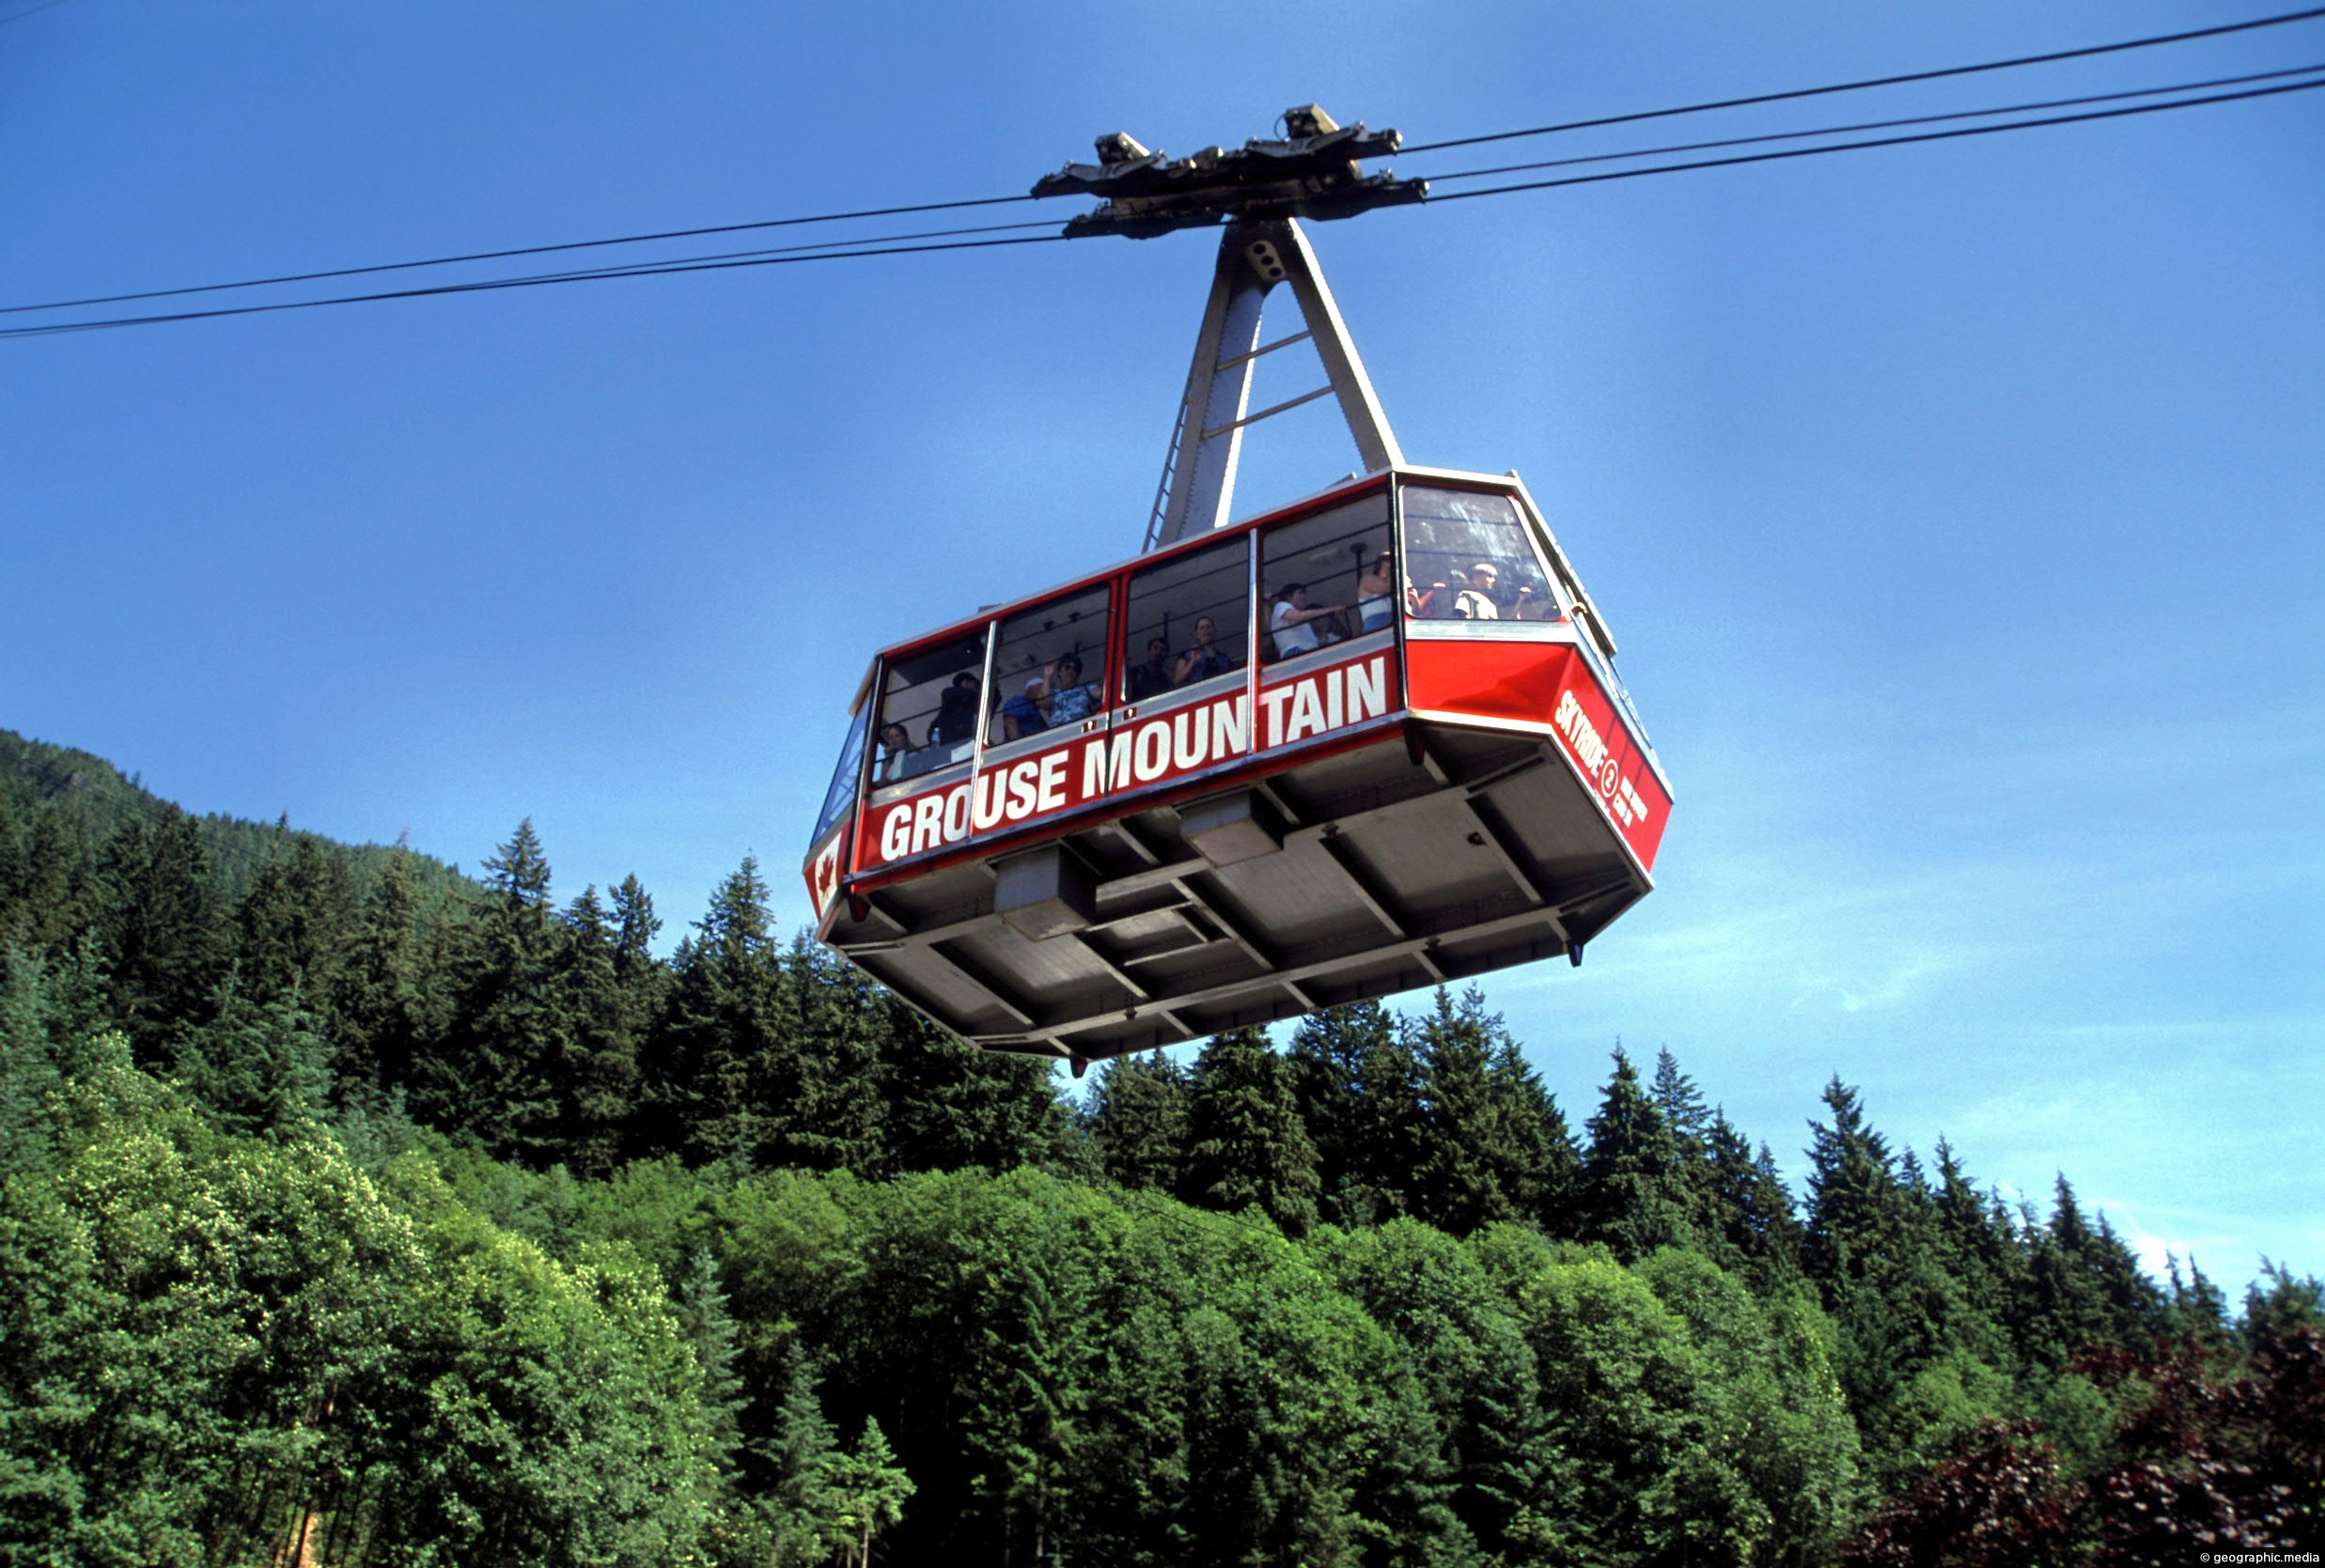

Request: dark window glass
left=1258, top=491, right=1393, bottom=663
left=812, top=706, right=869, bottom=846
left=873, top=629, right=988, bottom=787
left=986, top=585, right=1112, bottom=745
left=1120, top=535, right=1248, bottom=705
left=1401, top=486, right=1561, bottom=623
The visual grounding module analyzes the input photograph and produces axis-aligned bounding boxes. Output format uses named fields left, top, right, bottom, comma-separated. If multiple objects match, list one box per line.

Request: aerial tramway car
left=802, top=113, right=1672, bottom=1067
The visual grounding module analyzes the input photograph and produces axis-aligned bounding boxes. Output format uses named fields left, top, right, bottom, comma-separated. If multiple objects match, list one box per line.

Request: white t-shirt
left=1454, top=588, right=1499, bottom=621
left=1272, top=599, right=1319, bottom=656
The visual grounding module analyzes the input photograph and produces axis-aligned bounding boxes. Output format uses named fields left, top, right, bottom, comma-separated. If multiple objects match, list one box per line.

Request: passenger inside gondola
left=1128, top=638, right=1174, bottom=703
left=1124, top=534, right=1247, bottom=703
left=986, top=583, right=1113, bottom=747
left=1258, top=489, right=1390, bottom=662
left=1356, top=554, right=1395, bottom=630
left=1403, top=486, right=1563, bottom=625
left=871, top=629, right=989, bottom=789
left=1269, top=582, right=1349, bottom=657
left=1000, top=680, right=1048, bottom=740
left=1173, top=615, right=1234, bottom=687
left=929, top=673, right=980, bottom=744
left=1455, top=562, right=1506, bottom=620
left=1047, top=656, right=1100, bottom=722
left=875, top=722, right=913, bottom=783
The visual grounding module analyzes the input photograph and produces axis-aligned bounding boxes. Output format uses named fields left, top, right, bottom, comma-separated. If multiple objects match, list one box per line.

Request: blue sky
left=3, top=1, right=2317, bottom=1291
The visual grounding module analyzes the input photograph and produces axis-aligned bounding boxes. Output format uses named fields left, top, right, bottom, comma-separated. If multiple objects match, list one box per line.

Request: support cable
left=1425, top=75, right=2325, bottom=207
left=6, top=39, right=2318, bottom=339
left=1398, top=3, right=2325, bottom=153
left=0, top=230, right=1070, bottom=340
left=1422, top=61, right=2325, bottom=185
left=0, top=193, right=1044, bottom=318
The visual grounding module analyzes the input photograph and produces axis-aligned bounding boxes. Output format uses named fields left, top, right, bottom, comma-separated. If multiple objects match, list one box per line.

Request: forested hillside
left=2, top=728, right=2317, bottom=1565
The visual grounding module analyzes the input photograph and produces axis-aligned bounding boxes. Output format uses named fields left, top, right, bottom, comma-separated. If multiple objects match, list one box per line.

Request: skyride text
left=863, top=648, right=1398, bottom=869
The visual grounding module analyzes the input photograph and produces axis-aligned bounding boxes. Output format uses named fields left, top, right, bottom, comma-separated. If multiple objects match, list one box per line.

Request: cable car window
left=1401, top=486, right=1562, bottom=623
left=986, top=585, right=1112, bottom=745
left=1120, top=535, right=1249, bottom=705
left=873, top=629, right=989, bottom=787
left=811, top=706, right=869, bottom=846
left=1258, top=491, right=1392, bottom=663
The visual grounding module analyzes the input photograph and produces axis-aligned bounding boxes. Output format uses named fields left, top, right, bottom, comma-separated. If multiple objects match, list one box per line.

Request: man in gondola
left=1128, top=637, right=1174, bottom=703
left=929, top=672, right=980, bottom=745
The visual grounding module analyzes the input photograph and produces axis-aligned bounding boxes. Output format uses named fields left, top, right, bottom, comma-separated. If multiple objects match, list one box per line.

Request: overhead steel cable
left=1424, top=74, right=2325, bottom=207
left=0, top=0, right=80, bottom=26
left=11, top=9, right=2317, bottom=326
left=1423, top=61, right=2325, bottom=185
left=480, top=215, right=1061, bottom=278
left=8, top=44, right=2319, bottom=340
left=0, top=190, right=1044, bottom=318
left=0, top=231, right=1071, bottom=340
left=1398, top=2, right=2325, bottom=153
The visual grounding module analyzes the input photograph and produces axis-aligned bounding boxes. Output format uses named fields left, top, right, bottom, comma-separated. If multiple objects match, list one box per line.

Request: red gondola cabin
left=803, top=465, right=1671, bottom=1065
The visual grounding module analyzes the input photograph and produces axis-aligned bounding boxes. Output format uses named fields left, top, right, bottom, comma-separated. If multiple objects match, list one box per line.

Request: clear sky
left=3, top=1, right=2317, bottom=1292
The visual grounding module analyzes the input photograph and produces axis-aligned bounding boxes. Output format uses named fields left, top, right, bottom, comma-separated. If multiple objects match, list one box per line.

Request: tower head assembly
left=1033, top=104, right=1428, bottom=241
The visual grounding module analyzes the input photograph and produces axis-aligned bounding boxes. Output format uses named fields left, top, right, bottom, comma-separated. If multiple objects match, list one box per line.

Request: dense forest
left=1, top=727, right=2317, bottom=1566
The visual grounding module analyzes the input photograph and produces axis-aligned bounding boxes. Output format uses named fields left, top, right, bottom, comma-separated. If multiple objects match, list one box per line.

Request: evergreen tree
left=413, top=819, right=568, bottom=1160
left=1576, top=1047, right=1693, bottom=1260
left=558, top=885, right=640, bottom=1178
left=1085, top=1048, right=1192, bottom=1193
left=648, top=856, right=782, bottom=1165
left=2241, top=1261, right=2325, bottom=1347
left=170, top=968, right=332, bottom=1139
left=1182, top=1027, right=1320, bottom=1235
left=1927, top=1137, right=2013, bottom=1321
left=1700, top=1111, right=1804, bottom=1285
left=1286, top=1000, right=1421, bottom=1225
left=1408, top=987, right=1576, bottom=1235
left=609, top=874, right=671, bottom=1096
left=1485, top=1023, right=1580, bottom=1232
left=1804, top=1077, right=1902, bottom=1288
left=826, top=1420, right=914, bottom=1568
left=2163, top=1253, right=2232, bottom=1345
left=94, top=808, right=221, bottom=1044
left=232, top=829, right=355, bottom=1015
left=878, top=1001, right=1062, bottom=1175
left=1410, top=988, right=1506, bottom=1234
left=766, top=937, right=887, bottom=1174
left=330, top=843, right=424, bottom=1099
left=1649, top=1046, right=1710, bottom=1148
left=743, top=1343, right=843, bottom=1566
left=2014, top=1176, right=2161, bottom=1368
left=0, top=943, right=90, bottom=1175
left=961, top=1208, right=1089, bottom=1566
left=677, top=1245, right=747, bottom=1484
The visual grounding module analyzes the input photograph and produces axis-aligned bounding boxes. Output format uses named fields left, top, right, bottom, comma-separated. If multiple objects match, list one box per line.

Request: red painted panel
left=1406, top=638, right=1672, bottom=872
left=1547, top=658, right=1672, bottom=871
left=1405, top=639, right=1574, bottom=725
